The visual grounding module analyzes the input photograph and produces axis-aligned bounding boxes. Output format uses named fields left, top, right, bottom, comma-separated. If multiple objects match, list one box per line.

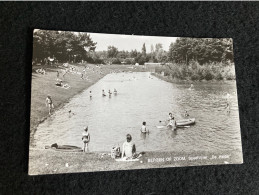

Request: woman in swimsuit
left=45, top=95, right=54, bottom=115
left=82, top=126, right=90, bottom=152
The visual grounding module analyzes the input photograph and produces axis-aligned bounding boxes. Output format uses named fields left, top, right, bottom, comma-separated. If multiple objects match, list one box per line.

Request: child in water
left=82, top=126, right=90, bottom=152
left=140, top=121, right=149, bottom=133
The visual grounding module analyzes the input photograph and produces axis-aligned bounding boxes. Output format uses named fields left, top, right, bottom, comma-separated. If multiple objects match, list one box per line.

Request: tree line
left=33, top=30, right=234, bottom=67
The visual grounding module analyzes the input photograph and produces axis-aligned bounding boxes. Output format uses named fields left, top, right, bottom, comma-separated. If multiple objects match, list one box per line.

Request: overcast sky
left=88, top=32, right=177, bottom=52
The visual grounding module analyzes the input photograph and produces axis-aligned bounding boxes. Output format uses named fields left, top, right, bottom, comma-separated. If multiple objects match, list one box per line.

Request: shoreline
left=151, top=72, right=236, bottom=84
left=29, top=149, right=243, bottom=175
left=30, top=64, right=147, bottom=141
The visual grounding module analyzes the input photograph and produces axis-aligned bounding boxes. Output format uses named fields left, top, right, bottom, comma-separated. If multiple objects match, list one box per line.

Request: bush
left=111, top=58, right=121, bottom=65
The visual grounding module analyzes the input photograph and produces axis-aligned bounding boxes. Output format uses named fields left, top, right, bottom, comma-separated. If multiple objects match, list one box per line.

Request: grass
left=29, top=149, right=242, bottom=175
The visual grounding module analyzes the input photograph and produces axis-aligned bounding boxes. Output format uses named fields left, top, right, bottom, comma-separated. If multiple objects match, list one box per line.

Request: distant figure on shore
left=140, top=121, right=149, bottom=133
left=184, top=111, right=189, bottom=117
left=114, top=88, right=117, bottom=95
left=225, top=102, right=231, bottom=113
left=55, top=79, right=63, bottom=87
left=121, top=134, right=136, bottom=159
left=45, top=95, right=54, bottom=115
left=102, top=89, right=106, bottom=97
left=56, top=71, right=59, bottom=79
left=189, top=84, right=194, bottom=90
left=89, top=91, right=92, bottom=99
left=82, top=126, right=90, bottom=152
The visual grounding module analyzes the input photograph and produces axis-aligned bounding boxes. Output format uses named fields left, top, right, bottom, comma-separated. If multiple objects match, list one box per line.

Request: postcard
left=29, top=29, right=243, bottom=175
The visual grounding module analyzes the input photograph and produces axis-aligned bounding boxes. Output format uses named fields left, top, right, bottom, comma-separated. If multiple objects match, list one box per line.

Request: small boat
left=176, top=118, right=195, bottom=126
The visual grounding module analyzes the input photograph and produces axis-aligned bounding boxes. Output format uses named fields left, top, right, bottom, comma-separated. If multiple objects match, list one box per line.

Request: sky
left=88, top=32, right=177, bottom=52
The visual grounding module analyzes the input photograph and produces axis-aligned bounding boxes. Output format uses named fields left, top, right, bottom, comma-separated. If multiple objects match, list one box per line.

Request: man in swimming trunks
left=45, top=95, right=54, bottom=115
left=82, top=126, right=90, bottom=152
left=121, top=134, right=136, bottom=159
left=140, top=121, right=149, bottom=133
left=102, top=89, right=106, bottom=97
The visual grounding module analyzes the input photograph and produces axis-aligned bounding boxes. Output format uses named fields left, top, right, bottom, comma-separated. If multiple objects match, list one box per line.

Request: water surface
left=33, top=72, right=242, bottom=153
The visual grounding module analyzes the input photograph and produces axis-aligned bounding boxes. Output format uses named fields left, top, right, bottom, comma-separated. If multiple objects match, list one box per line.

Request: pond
left=32, top=72, right=242, bottom=153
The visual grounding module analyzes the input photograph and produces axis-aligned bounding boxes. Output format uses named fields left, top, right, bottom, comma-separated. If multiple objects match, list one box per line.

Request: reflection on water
left=32, top=72, right=242, bottom=153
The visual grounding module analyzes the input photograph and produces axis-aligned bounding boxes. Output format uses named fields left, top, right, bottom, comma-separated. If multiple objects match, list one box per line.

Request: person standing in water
left=140, top=121, right=149, bottom=133
left=121, top=134, right=136, bottom=159
left=108, top=89, right=112, bottom=97
left=45, top=95, right=54, bottom=115
left=102, top=89, right=106, bottom=97
left=114, top=88, right=117, bottom=95
left=167, top=117, right=176, bottom=130
left=82, top=126, right=90, bottom=152
left=89, top=91, right=92, bottom=99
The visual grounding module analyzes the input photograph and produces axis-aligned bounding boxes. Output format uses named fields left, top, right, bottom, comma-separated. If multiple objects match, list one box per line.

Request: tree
left=32, top=30, right=97, bottom=63
left=142, top=43, right=146, bottom=58
left=107, top=46, right=119, bottom=58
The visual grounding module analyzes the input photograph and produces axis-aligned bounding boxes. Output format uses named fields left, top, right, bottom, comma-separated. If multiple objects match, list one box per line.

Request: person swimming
left=184, top=111, right=189, bottom=117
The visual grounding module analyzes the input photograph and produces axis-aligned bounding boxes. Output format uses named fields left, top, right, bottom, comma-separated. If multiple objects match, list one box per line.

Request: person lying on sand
left=121, top=134, right=137, bottom=159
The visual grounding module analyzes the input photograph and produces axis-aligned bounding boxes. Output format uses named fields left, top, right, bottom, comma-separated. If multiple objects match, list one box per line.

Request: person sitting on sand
left=140, top=121, right=149, bottom=133
left=82, top=126, right=90, bottom=152
left=189, top=84, right=194, bottom=90
left=121, top=134, right=136, bottom=159
left=55, top=79, right=63, bottom=87
left=45, top=95, right=54, bottom=115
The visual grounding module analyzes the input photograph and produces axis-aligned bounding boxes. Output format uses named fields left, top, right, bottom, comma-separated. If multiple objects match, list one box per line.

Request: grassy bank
left=29, top=149, right=242, bottom=175
left=30, top=63, right=145, bottom=138
left=155, top=62, right=236, bottom=81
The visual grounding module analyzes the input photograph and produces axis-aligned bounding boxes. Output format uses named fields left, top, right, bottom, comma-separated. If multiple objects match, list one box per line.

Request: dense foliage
left=168, top=38, right=233, bottom=65
left=33, top=30, right=96, bottom=63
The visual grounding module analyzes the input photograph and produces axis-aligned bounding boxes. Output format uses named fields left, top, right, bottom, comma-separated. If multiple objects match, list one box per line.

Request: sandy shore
left=29, top=149, right=242, bottom=175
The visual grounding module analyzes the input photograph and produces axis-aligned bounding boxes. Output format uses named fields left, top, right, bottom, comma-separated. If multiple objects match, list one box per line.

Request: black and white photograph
left=29, top=29, right=243, bottom=175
